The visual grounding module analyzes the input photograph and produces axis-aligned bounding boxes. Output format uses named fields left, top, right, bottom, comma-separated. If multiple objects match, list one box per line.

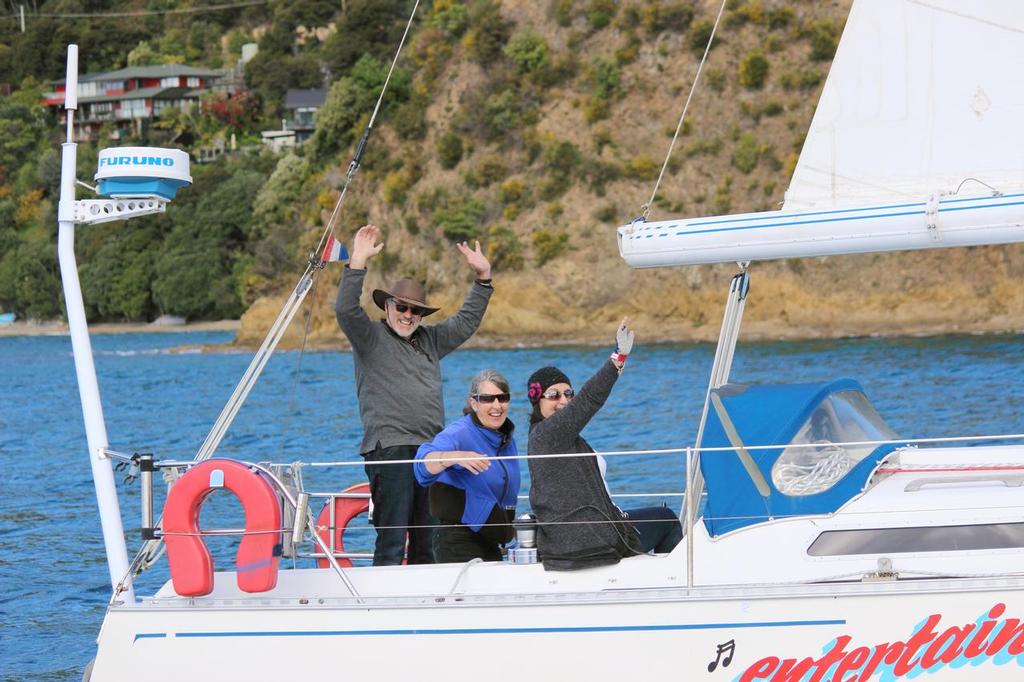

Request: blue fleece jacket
left=414, top=414, right=520, bottom=532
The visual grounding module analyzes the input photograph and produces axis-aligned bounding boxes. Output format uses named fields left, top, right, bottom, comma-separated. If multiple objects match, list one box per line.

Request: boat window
left=808, top=523, right=1024, bottom=556
left=772, top=391, right=898, bottom=496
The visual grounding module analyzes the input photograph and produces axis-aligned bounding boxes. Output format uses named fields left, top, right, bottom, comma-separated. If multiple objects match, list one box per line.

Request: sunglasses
left=473, top=393, right=511, bottom=404
left=392, top=301, right=426, bottom=316
left=542, top=389, right=575, bottom=401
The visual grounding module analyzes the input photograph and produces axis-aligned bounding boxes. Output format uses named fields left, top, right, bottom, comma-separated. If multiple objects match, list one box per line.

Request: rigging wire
left=130, top=428, right=1024, bottom=471
left=195, top=0, right=421, bottom=465
left=278, top=0, right=422, bottom=470
left=149, top=499, right=1024, bottom=538
left=129, top=0, right=423, bottom=578
left=279, top=273, right=322, bottom=453
left=640, top=0, right=729, bottom=222
left=310, top=0, right=422, bottom=259
left=270, top=0, right=422, bottom=461
left=16, top=0, right=267, bottom=19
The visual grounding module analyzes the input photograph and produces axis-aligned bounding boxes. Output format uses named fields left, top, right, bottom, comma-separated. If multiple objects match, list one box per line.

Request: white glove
left=612, top=318, right=634, bottom=368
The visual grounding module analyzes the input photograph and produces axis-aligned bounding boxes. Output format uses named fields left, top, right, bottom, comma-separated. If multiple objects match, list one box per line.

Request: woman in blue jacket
left=415, top=369, right=520, bottom=562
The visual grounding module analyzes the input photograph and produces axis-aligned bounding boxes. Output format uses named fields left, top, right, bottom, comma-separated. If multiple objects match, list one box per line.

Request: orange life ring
left=163, top=459, right=282, bottom=597
left=315, top=482, right=371, bottom=568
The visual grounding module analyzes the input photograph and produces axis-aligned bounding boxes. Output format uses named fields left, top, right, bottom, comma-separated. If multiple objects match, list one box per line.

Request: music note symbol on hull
left=707, top=639, right=735, bottom=673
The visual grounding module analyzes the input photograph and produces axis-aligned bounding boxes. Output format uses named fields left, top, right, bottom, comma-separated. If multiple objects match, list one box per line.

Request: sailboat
left=61, top=1, right=1024, bottom=680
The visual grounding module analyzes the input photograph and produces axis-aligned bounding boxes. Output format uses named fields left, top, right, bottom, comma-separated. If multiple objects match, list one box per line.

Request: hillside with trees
left=1, top=0, right=1021, bottom=346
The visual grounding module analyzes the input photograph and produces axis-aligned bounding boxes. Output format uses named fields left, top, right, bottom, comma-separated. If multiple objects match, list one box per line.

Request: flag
left=321, top=235, right=348, bottom=263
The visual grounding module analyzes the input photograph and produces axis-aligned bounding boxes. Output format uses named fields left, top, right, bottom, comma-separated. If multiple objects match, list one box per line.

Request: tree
left=245, top=51, right=323, bottom=114
left=308, top=55, right=409, bottom=164
left=738, top=52, right=770, bottom=89
left=150, top=162, right=268, bottom=320
left=433, top=194, right=487, bottom=242
left=127, top=41, right=161, bottom=67
left=464, top=0, right=511, bottom=66
left=504, top=32, right=551, bottom=76
left=80, top=224, right=160, bottom=320
left=0, top=240, right=63, bottom=320
left=436, top=132, right=464, bottom=169
left=0, top=81, right=48, bottom=186
left=321, top=0, right=412, bottom=76
left=201, top=91, right=262, bottom=135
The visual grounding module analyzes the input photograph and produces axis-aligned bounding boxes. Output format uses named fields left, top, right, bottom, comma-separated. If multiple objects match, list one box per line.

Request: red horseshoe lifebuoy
left=315, top=482, right=371, bottom=568
left=164, top=459, right=282, bottom=597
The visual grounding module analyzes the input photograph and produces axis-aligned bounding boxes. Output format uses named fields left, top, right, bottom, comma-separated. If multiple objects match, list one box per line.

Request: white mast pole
left=56, top=44, right=134, bottom=601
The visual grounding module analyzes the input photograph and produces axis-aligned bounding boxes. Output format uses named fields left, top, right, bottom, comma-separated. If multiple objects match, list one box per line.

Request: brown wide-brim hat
left=371, top=278, right=440, bottom=316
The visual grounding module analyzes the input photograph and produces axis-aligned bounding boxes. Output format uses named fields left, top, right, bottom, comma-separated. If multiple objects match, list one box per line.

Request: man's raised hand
left=349, top=224, right=384, bottom=270
left=456, top=240, right=491, bottom=280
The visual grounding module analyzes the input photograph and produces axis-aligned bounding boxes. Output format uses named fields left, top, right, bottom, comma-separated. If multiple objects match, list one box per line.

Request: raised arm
left=432, top=241, right=493, bottom=356
left=544, top=360, right=620, bottom=437
left=335, top=225, right=383, bottom=348
left=538, top=319, right=634, bottom=438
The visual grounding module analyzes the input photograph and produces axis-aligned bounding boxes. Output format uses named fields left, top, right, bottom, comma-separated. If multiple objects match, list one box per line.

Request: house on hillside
left=42, top=65, right=229, bottom=141
left=260, top=88, right=326, bottom=151
left=285, top=88, right=327, bottom=143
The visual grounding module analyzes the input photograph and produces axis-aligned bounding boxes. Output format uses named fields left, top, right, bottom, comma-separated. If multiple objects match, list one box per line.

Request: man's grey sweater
left=527, top=360, right=643, bottom=571
left=336, top=266, right=492, bottom=454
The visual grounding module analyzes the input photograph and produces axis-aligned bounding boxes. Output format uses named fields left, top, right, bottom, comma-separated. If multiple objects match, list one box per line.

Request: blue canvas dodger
left=699, top=379, right=903, bottom=537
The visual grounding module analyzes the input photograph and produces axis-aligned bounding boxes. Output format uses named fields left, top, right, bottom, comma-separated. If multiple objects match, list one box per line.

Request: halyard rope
left=641, top=0, right=728, bottom=221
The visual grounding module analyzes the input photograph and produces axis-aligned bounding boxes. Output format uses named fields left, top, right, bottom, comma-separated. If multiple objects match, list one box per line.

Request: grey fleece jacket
left=336, top=266, right=493, bottom=454
left=527, top=360, right=643, bottom=571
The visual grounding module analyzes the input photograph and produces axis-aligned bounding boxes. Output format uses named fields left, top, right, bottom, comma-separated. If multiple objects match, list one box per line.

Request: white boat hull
left=91, top=567, right=1024, bottom=680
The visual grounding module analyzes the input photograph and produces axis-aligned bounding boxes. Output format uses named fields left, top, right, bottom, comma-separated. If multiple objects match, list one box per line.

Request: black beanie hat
left=527, top=366, right=571, bottom=405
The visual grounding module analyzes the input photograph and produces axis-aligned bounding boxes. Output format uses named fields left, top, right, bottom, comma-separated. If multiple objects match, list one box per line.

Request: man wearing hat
left=336, top=224, right=494, bottom=565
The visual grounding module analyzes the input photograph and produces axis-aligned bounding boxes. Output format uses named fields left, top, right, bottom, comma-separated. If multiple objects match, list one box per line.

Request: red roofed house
left=43, top=64, right=226, bottom=141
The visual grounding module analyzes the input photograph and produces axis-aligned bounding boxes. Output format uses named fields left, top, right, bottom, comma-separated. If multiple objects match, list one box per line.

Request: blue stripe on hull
left=625, top=196, right=1024, bottom=241
left=134, top=617, right=846, bottom=643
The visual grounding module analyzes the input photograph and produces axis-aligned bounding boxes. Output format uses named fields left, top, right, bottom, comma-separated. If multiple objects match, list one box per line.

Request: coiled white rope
left=773, top=442, right=854, bottom=495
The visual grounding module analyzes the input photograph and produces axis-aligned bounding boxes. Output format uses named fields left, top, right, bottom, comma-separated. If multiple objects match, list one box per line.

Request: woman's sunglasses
left=473, top=393, right=511, bottom=404
left=542, top=389, right=575, bottom=401
left=393, top=302, right=426, bottom=316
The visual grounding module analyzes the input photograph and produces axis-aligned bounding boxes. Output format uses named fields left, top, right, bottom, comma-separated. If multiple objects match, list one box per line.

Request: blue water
left=2, top=330, right=1023, bottom=680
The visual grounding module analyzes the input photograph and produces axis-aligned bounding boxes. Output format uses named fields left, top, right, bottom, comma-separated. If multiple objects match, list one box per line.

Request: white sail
left=784, top=0, right=1024, bottom=210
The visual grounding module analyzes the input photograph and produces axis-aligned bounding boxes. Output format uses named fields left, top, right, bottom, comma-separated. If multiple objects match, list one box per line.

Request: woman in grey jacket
left=526, top=319, right=682, bottom=571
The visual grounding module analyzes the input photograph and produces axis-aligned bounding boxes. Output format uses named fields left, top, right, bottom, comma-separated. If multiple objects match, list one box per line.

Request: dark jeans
left=363, top=444, right=435, bottom=566
left=625, top=506, right=684, bottom=554
left=433, top=524, right=502, bottom=563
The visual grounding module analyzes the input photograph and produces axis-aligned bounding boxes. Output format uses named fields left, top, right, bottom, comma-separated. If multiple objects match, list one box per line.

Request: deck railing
left=101, top=431, right=1024, bottom=593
